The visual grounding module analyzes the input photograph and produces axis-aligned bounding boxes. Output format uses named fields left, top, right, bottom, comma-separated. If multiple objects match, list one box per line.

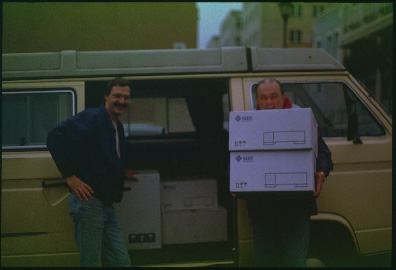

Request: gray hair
left=256, top=77, right=284, bottom=95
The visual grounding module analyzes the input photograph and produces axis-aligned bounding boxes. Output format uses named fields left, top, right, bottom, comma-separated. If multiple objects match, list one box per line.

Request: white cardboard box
left=114, top=170, right=162, bottom=250
left=160, top=178, right=218, bottom=210
left=161, top=207, right=228, bottom=244
left=229, top=108, right=318, bottom=155
left=230, top=150, right=316, bottom=194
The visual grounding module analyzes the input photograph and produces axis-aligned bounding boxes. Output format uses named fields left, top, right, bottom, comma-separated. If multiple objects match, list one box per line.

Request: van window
left=2, top=90, right=75, bottom=150
left=85, top=79, right=228, bottom=140
left=251, top=82, right=385, bottom=137
left=119, top=97, right=196, bottom=136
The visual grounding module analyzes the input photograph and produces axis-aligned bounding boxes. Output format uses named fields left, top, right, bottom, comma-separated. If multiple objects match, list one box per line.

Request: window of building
left=236, top=18, right=241, bottom=29
left=250, top=82, right=385, bottom=137
left=333, top=33, right=339, bottom=57
left=2, top=90, right=75, bottom=150
left=236, top=37, right=241, bottom=46
left=327, top=35, right=333, bottom=53
left=290, top=30, right=302, bottom=44
left=292, top=5, right=302, bottom=18
left=173, top=42, right=186, bottom=49
left=313, top=5, right=324, bottom=17
left=343, top=5, right=351, bottom=31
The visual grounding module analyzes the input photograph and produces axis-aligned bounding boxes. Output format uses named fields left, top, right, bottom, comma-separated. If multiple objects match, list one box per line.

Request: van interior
left=85, top=78, right=235, bottom=265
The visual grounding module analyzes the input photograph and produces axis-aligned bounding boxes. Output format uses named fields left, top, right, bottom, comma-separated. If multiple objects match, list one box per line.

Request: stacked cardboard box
left=114, top=170, right=162, bottom=250
left=161, top=179, right=218, bottom=211
left=229, top=108, right=318, bottom=197
left=160, top=178, right=228, bottom=244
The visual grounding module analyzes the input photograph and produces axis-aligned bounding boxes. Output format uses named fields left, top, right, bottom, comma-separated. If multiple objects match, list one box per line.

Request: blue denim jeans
left=251, top=212, right=310, bottom=267
left=68, top=193, right=131, bottom=267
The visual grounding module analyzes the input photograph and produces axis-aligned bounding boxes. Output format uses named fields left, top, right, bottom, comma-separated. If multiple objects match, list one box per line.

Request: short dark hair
left=256, top=77, right=284, bottom=96
left=105, top=77, right=131, bottom=96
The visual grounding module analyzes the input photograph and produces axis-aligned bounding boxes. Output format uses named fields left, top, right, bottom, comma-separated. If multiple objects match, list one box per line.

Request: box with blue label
left=229, top=108, right=318, bottom=155
left=230, top=150, right=316, bottom=194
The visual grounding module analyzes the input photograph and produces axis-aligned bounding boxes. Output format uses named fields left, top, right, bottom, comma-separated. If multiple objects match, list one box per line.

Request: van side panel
left=1, top=81, right=85, bottom=266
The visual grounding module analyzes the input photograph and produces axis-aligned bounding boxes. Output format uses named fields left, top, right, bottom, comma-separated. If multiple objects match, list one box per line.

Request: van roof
left=249, top=47, right=345, bottom=72
left=2, top=47, right=345, bottom=80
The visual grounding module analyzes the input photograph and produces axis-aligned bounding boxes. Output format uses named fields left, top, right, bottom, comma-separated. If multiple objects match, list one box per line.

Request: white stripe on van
left=2, top=188, right=43, bottom=192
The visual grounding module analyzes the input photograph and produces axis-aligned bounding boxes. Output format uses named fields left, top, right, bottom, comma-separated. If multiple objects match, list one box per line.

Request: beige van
left=1, top=48, right=391, bottom=267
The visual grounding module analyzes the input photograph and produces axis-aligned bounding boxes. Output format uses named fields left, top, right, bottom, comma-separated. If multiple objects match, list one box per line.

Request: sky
left=196, top=2, right=243, bottom=49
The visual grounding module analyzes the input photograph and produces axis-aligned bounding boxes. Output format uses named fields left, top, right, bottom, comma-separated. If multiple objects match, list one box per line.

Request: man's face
left=256, top=82, right=284, bottom=110
left=104, top=85, right=130, bottom=120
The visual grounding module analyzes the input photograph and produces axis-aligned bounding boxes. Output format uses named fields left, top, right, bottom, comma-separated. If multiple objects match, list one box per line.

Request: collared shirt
left=112, top=119, right=121, bottom=158
left=47, top=104, right=126, bottom=205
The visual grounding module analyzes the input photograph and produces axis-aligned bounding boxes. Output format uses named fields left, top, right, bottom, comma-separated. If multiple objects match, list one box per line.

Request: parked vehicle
left=1, top=47, right=391, bottom=267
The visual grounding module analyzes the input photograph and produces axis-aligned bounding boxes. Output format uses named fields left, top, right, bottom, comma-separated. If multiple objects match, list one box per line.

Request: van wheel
left=306, top=258, right=326, bottom=267
left=308, top=221, right=358, bottom=267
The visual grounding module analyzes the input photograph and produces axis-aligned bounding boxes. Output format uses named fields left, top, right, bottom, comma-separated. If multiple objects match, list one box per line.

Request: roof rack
left=2, top=47, right=345, bottom=80
left=249, top=47, right=345, bottom=71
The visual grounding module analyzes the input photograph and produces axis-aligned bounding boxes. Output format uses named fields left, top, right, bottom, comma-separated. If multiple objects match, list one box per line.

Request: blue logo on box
left=235, top=115, right=252, bottom=122
left=236, top=155, right=253, bottom=162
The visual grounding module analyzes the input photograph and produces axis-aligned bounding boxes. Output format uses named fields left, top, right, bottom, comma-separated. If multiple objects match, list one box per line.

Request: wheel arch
left=310, top=212, right=360, bottom=255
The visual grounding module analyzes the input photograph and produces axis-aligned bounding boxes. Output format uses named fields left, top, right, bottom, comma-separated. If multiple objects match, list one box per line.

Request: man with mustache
left=47, top=77, right=137, bottom=267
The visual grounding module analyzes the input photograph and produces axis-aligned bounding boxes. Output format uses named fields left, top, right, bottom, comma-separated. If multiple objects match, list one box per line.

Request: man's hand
left=66, top=175, right=94, bottom=201
left=125, top=169, right=139, bottom=181
left=314, top=171, right=325, bottom=197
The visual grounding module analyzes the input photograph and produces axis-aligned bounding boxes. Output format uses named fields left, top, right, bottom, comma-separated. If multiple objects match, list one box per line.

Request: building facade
left=219, top=11, right=242, bottom=47
left=240, top=3, right=333, bottom=48
left=206, top=36, right=220, bottom=48
left=314, top=3, right=393, bottom=112
left=313, top=4, right=344, bottom=62
left=2, top=2, right=197, bottom=53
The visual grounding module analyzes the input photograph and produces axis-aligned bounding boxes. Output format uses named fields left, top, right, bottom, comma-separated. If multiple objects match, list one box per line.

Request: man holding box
left=247, top=78, right=333, bottom=267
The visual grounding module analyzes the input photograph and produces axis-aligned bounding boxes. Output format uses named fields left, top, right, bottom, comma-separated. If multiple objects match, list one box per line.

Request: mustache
left=114, top=103, right=128, bottom=108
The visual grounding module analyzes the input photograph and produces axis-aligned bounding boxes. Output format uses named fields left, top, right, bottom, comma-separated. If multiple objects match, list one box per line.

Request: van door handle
left=124, top=187, right=131, bottom=191
left=42, top=179, right=68, bottom=188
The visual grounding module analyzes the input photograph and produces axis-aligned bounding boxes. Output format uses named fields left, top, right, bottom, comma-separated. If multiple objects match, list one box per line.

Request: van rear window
left=119, top=97, right=196, bottom=136
left=85, top=79, right=229, bottom=139
left=2, top=90, right=75, bottom=150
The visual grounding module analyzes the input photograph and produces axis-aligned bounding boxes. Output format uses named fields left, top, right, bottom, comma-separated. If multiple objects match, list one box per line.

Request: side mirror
left=347, top=112, right=362, bottom=144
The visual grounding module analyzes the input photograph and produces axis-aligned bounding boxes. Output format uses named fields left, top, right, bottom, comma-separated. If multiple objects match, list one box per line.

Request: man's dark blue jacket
left=46, top=104, right=126, bottom=205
